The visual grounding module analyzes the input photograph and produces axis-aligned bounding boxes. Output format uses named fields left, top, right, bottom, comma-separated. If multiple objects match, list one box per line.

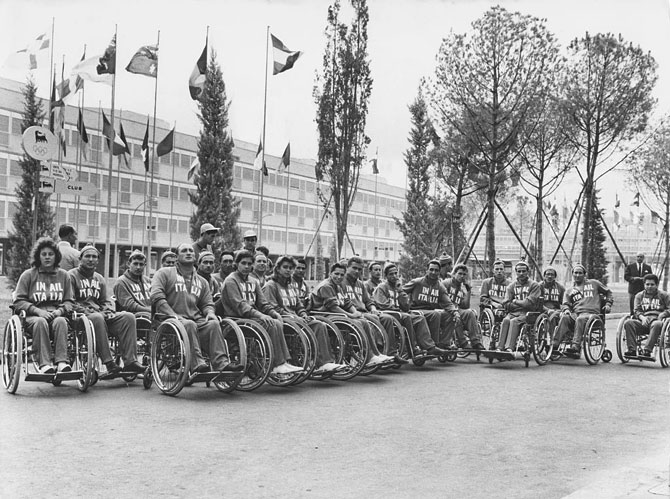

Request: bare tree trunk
left=486, top=173, right=496, bottom=267
left=664, top=196, right=669, bottom=290
left=580, top=183, right=594, bottom=266
left=535, top=192, right=543, bottom=276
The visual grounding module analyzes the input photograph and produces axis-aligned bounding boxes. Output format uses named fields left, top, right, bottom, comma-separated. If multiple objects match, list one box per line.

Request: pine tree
left=7, top=78, right=55, bottom=288
left=582, top=190, right=609, bottom=283
left=189, top=51, right=241, bottom=253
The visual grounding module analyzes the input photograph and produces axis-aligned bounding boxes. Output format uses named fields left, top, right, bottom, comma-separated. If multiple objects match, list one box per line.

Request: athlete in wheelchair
left=550, top=264, right=612, bottom=364
left=478, top=259, right=509, bottom=350
left=443, top=264, right=486, bottom=352
left=618, top=273, right=670, bottom=364
left=3, top=237, right=94, bottom=393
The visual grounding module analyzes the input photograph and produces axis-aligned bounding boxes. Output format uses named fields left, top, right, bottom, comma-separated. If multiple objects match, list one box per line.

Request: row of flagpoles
left=8, top=22, right=304, bottom=276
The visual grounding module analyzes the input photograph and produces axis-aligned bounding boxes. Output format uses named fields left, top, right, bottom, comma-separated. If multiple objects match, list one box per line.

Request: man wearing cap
left=443, top=264, right=486, bottom=350
left=623, top=273, right=670, bottom=359
left=438, top=252, right=453, bottom=280
left=402, top=259, right=458, bottom=348
left=161, top=251, right=177, bottom=268
left=373, top=262, right=448, bottom=358
left=364, top=261, right=383, bottom=296
left=114, top=250, right=151, bottom=316
left=151, top=242, right=241, bottom=375
left=57, top=224, right=80, bottom=271
left=624, top=252, right=652, bottom=315
left=193, top=223, right=219, bottom=261
left=497, top=261, right=542, bottom=352
left=552, top=264, right=613, bottom=357
left=242, top=229, right=258, bottom=253
left=539, top=266, right=565, bottom=337
left=197, top=251, right=222, bottom=301
left=69, top=245, right=144, bottom=375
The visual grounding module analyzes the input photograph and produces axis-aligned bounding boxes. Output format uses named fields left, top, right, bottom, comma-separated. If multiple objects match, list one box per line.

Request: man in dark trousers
left=624, top=252, right=652, bottom=315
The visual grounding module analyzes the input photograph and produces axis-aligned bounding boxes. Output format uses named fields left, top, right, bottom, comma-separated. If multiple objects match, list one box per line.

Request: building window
left=0, top=114, right=9, bottom=146
left=132, top=179, right=145, bottom=194
left=11, top=116, right=23, bottom=135
left=9, top=159, right=21, bottom=177
left=159, top=183, right=169, bottom=198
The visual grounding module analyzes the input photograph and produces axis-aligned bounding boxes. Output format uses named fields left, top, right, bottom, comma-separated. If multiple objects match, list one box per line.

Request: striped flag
left=141, top=118, right=150, bottom=172
left=278, top=142, right=290, bottom=174
left=254, top=140, right=267, bottom=176
left=271, top=34, right=302, bottom=75
left=188, top=157, right=199, bottom=180
left=189, top=42, right=207, bottom=100
left=77, top=108, right=89, bottom=160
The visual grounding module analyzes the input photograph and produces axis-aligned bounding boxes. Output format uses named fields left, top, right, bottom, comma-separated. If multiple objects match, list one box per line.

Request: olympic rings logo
left=32, top=144, right=48, bottom=156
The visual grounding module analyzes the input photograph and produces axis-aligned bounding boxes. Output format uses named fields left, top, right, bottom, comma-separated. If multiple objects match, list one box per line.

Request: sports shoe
left=366, top=355, right=386, bottom=367
left=427, top=346, right=448, bottom=356
left=272, top=363, right=303, bottom=375
left=39, top=364, right=56, bottom=374
left=318, top=362, right=341, bottom=372
left=57, top=362, right=71, bottom=373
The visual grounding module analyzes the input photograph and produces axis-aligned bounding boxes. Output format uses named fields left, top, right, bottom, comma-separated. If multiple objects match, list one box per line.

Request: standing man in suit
left=624, top=252, right=652, bottom=315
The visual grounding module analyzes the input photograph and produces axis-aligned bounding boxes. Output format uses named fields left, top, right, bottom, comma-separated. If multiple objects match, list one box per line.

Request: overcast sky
left=1, top=0, right=669, bottom=208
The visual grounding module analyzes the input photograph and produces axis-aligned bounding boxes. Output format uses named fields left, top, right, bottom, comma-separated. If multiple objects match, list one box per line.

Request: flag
left=102, top=110, right=115, bottom=143
left=254, top=140, right=267, bottom=176
left=188, top=157, right=199, bottom=180
left=116, top=122, right=130, bottom=157
left=271, top=34, right=302, bottom=75
left=126, top=44, right=158, bottom=77
left=651, top=211, right=660, bottom=224
left=101, top=110, right=127, bottom=156
left=614, top=193, right=620, bottom=208
left=371, top=158, right=379, bottom=174
left=141, top=118, right=150, bottom=172
left=77, top=108, right=89, bottom=160
left=71, top=35, right=116, bottom=85
left=189, top=43, right=207, bottom=100
left=278, top=143, right=290, bottom=173
left=74, top=49, right=86, bottom=92
left=157, top=128, right=174, bottom=157
left=8, top=32, right=49, bottom=70
left=49, top=77, right=58, bottom=132
left=632, top=192, right=640, bottom=207
left=57, top=108, right=67, bottom=157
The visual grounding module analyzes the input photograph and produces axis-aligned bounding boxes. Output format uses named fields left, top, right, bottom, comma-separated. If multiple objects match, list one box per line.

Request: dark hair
left=330, top=262, right=346, bottom=273
left=58, top=224, right=76, bottom=239
left=220, top=250, right=234, bottom=260
left=347, top=256, right=364, bottom=267
left=274, top=255, right=296, bottom=277
left=296, top=258, right=306, bottom=266
left=493, top=259, right=505, bottom=268
left=368, top=261, right=382, bottom=272
left=128, top=251, right=146, bottom=263
left=255, top=245, right=270, bottom=257
left=31, top=236, right=62, bottom=268
left=644, top=273, right=659, bottom=284
left=452, top=263, right=468, bottom=275
left=235, top=250, right=254, bottom=264
left=427, top=259, right=440, bottom=269
left=161, top=251, right=176, bottom=264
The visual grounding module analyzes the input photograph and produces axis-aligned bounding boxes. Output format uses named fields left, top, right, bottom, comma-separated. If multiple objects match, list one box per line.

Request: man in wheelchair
left=496, top=261, right=541, bottom=352
left=539, top=265, right=564, bottom=335
left=622, top=273, right=670, bottom=359
left=443, top=264, right=486, bottom=350
left=551, top=264, right=612, bottom=358
left=114, top=250, right=151, bottom=317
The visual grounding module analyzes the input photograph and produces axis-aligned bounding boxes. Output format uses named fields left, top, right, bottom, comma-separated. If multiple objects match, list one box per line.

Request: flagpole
left=373, top=148, right=378, bottom=260
left=142, top=116, right=149, bottom=254
left=284, top=165, right=290, bottom=254
left=258, top=26, right=270, bottom=244
left=146, top=29, right=161, bottom=275
left=104, top=25, right=117, bottom=279
left=55, top=55, right=65, bottom=229
left=168, top=122, right=177, bottom=250
left=94, top=101, right=101, bottom=243
left=75, top=45, right=86, bottom=237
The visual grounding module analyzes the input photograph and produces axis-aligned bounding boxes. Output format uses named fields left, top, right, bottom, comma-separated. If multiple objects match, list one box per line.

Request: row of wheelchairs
left=614, top=314, right=670, bottom=367
left=1, top=308, right=429, bottom=396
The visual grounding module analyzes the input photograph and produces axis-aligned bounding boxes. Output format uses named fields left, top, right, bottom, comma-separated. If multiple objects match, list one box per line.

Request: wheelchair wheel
left=329, top=317, right=369, bottom=381
left=267, top=319, right=312, bottom=387
left=235, top=319, right=274, bottom=392
left=359, top=319, right=387, bottom=376
left=2, top=315, right=23, bottom=394
left=308, top=317, right=345, bottom=381
left=213, top=318, right=247, bottom=393
left=583, top=315, right=605, bottom=365
left=659, top=320, right=670, bottom=368
left=73, top=316, right=95, bottom=392
left=287, top=319, right=317, bottom=385
left=479, top=308, right=495, bottom=349
left=390, top=316, right=408, bottom=362
left=615, top=316, right=630, bottom=364
left=151, top=319, right=191, bottom=396
left=532, top=315, right=550, bottom=366
left=135, top=315, right=153, bottom=368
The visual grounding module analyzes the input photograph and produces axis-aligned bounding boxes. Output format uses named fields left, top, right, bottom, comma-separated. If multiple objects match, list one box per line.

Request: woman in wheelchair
left=13, top=237, right=73, bottom=374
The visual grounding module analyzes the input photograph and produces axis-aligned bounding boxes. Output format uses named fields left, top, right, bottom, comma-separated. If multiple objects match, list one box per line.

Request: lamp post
left=130, top=197, right=156, bottom=252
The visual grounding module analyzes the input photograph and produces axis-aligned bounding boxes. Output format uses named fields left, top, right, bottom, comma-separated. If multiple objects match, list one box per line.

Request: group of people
left=12, top=222, right=667, bottom=385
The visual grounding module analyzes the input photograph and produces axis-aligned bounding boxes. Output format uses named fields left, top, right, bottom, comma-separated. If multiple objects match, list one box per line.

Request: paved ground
left=1, top=317, right=669, bottom=498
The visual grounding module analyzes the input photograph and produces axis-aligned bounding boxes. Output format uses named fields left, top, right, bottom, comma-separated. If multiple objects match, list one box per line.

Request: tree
left=314, top=0, right=373, bottom=257
left=562, top=33, right=657, bottom=268
left=395, top=92, right=443, bottom=277
left=630, top=117, right=670, bottom=289
left=189, top=51, right=241, bottom=253
left=425, top=6, right=561, bottom=267
left=582, top=190, right=608, bottom=283
left=7, top=78, right=55, bottom=288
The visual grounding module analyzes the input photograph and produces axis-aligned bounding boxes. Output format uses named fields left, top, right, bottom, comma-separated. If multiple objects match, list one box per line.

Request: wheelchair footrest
left=482, top=350, right=515, bottom=361
left=413, top=353, right=436, bottom=361
left=25, top=373, right=56, bottom=382
left=211, top=371, right=244, bottom=383
left=54, top=370, right=83, bottom=381
left=188, top=371, right=222, bottom=384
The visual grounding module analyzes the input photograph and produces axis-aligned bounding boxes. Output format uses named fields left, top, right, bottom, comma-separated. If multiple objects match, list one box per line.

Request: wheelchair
left=382, top=310, right=439, bottom=367
left=150, top=316, right=262, bottom=396
left=479, top=306, right=505, bottom=351
left=615, top=316, right=670, bottom=368
left=2, top=310, right=95, bottom=394
left=309, top=313, right=370, bottom=380
left=358, top=315, right=405, bottom=375
left=483, top=312, right=547, bottom=367
left=266, top=317, right=316, bottom=387
left=549, top=310, right=612, bottom=365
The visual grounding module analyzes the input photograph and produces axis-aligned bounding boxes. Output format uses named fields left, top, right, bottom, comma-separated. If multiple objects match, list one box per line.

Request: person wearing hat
left=161, top=251, right=177, bottom=268
left=551, top=264, right=613, bottom=357
left=623, top=273, right=670, bottom=359
left=443, top=264, right=486, bottom=350
left=152, top=242, right=242, bottom=375
left=438, top=252, right=453, bottom=280
left=69, top=245, right=144, bottom=376
left=373, top=262, right=448, bottom=358
left=343, top=256, right=408, bottom=365
left=479, top=260, right=509, bottom=331
left=193, top=223, right=220, bottom=261
left=402, top=259, right=459, bottom=348
left=196, top=250, right=222, bottom=301
left=242, top=229, right=258, bottom=253
left=114, top=250, right=151, bottom=316
left=539, top=266, right=565, bottom=338
left=57, top=223, right=80, bottom=271
left=624, top=252, right=652, bottom=315
left=496, top=261, right=542, bottom=352
left=364, top=261, right=383, bottom=296
left=263, top=255, right=346, bottom=375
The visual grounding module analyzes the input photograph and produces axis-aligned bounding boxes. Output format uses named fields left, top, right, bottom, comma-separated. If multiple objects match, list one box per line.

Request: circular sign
left=22, top=126, right=58, bottom=161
